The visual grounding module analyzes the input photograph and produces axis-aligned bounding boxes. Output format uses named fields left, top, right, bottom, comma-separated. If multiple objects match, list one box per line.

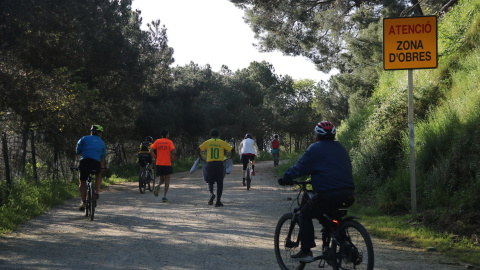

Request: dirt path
left=0, top=161, right=470, bottom=269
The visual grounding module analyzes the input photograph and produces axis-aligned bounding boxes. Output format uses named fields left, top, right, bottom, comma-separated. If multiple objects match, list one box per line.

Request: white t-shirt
left=239, top=138, right=258, bottom=156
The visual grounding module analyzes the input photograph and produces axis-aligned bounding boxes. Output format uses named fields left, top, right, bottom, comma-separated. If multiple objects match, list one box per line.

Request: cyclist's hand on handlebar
left=278, top=176, right=294, bottom=186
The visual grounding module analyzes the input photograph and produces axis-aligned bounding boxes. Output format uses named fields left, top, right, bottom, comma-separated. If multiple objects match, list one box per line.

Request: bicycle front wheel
left=139, top=169, right=146, bottom=193
left=331, top=220, right=374, bottom=270
left=274, top=212, right=306, bottom=270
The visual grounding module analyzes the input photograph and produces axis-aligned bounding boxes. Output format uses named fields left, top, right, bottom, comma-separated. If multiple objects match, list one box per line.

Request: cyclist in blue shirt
left=76, top=124, right=107, bottom=211
left=278, top=121, right=355, bottom=262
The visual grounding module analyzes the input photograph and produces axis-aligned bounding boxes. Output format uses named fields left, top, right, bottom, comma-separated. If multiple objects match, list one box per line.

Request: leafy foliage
left=338, top=0, right=480, bottom=227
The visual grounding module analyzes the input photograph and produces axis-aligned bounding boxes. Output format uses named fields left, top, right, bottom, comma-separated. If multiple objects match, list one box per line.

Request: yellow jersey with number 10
left=199, top=138, right=232, bottom=162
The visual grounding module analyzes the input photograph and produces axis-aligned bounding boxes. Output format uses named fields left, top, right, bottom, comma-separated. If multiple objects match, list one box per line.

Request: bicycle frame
left=70, top=166, right=99, bottom=221
left=139, top=162, right=154, bottom=193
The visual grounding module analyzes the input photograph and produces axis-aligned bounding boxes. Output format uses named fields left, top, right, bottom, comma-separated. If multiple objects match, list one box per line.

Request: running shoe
left=162, top=197, right=168, bottom=202
left=215, top=201, right=224, bottom=207
left=79, top=202, right=86, bottom=211
left=242, top=181, right=246, bottom=186
left=208, top=194, right=216, bottom=205
left=252, top=171, right=255, bottom=176
left=291, top=250, right=313, bottom=262
left=154, top=185, right=160, bottom=197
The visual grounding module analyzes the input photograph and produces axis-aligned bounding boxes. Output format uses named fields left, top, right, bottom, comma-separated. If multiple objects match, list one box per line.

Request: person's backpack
left=272, top=140, right=279, bottom=150
left=140, top=141, right=150, bottom=152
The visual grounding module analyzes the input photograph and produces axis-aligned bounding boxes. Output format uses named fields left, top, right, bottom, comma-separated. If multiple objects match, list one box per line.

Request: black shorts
left=138, top=154, right=152, bottom=167
left=156, top=165, right=173, bottom=176
left=242, top=154, right=256, bottom=170
left=206, top=161, right=224, bottom=184
left=78, top=158, right=101, bottom=181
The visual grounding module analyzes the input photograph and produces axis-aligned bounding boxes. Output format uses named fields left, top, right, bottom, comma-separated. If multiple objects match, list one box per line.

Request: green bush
left=0, top=179, right=77, bottom=235
left=375, top=171, right=410, bottom=213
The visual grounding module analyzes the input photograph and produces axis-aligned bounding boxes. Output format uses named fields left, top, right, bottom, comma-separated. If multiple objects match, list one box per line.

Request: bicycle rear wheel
left=90, top=183, right=95, bottom=221
left=274, top=212, right=306, bottom=270
left=85, top=184, right=90, bottom=217
left=246, top=167, right=251, bottom=190
left=331, top=220, right=374, bottom=270
left=139, top=169, right=146, bottom=193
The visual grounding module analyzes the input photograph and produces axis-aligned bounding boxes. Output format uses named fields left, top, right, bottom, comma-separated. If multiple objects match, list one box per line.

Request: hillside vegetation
left=338, top=0, right=480, bottom=237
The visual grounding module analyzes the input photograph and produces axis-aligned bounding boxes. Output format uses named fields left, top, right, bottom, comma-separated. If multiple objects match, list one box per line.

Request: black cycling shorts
left=242, top=154, right=255, bottom=170
left=78, top=158, right=101, bottom=181
left=138, top=153, right=152, bottom=167
left=156, top=165, right=173, bottom=176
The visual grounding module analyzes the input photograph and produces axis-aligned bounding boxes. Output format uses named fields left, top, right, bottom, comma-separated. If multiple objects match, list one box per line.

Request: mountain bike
left=274, top=180, right=374, bottom=270
left=139, top=161, right=154, bottom=194
left=71, top=167, right=98, bottom=221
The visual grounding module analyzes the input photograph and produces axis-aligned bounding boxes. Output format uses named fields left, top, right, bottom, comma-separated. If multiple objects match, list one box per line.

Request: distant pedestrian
left=150, top=129, right=176, bottom=202
left=196, top=128, right=234, bottom=207
left=271, top=134, right=280, bottom=167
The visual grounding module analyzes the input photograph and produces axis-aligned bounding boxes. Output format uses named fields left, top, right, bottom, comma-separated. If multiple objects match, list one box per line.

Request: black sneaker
left=79, top=202, right=86, bottom=211
left=208, top=194, right=216, bottom=205
left=215, top=201, right=223, bottom=207
left=291, top=250, right=313, bottom=262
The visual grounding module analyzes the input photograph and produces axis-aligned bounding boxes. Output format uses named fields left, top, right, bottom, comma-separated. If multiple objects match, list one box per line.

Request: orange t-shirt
left=151, top=138, right=175, bottom=166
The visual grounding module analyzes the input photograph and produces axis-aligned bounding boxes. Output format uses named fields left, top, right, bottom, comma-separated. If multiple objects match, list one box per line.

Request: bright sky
left=131, top=0, right=332, bottom=82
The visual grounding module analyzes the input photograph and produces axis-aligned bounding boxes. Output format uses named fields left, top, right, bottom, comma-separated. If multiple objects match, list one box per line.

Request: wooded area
left=0, top=0, right=336, bottom=184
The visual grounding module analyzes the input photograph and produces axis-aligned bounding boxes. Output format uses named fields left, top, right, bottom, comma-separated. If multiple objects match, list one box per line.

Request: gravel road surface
left=0, top=161, right=470, bottom=269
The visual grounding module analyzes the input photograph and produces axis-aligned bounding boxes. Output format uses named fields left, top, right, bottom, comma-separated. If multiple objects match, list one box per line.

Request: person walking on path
left=150, top=129, right=176, bottom=202
left=196, top=128, right=234, bottom=207
left=271, top=134, right=280, bottom=167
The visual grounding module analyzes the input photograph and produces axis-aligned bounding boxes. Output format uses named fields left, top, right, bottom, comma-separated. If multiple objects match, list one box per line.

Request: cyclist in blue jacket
left=76, top=124, right=107, bottom=211
left=278, top=121, right=355, bottom=262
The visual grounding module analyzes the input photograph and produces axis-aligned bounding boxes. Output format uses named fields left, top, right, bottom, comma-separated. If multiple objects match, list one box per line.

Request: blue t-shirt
left=283, top=140, right=355, bottom=192
left=76, top=135, right=106, bottom=162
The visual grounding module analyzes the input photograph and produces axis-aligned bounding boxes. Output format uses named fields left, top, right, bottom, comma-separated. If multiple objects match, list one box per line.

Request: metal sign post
left=408, top=69, right=417, bottom=217
left=383, top=16, right=437, bottom=217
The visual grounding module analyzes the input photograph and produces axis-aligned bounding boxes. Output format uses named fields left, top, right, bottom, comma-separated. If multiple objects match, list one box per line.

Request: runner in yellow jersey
left=196, top=128, right=234, bottom=207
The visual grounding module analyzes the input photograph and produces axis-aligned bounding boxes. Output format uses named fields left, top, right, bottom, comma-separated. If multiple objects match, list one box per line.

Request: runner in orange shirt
left=150, top=129, right=176, bottom=202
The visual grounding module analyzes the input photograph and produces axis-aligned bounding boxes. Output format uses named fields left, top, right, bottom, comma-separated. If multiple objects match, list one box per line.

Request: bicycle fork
left=285, top=211, right=301, bottom=249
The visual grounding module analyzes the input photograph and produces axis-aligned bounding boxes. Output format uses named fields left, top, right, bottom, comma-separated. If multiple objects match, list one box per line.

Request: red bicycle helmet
left=314, top=121, right=336, bottom=138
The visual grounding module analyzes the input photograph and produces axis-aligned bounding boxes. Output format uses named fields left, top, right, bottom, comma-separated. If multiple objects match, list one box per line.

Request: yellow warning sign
left=383, top=16, right=437, bottom=70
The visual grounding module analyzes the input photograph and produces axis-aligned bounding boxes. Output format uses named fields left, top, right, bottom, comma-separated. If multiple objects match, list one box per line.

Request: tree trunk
left=440, top=0, right=458, bottom=13
left=30, top=130, right=38, bottom=183
left=410, top=0, right=424, bottom=16
left=3, top=132, right=11, bottom=187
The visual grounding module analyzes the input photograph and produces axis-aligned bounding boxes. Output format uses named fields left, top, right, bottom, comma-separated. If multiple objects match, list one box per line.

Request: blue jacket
left=76, top=135, right=106, bottom=162
left=283, top=140, right=354, bottom=192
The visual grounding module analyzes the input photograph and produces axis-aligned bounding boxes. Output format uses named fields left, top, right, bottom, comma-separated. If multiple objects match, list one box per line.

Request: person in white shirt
left=239, top=133, right=259, bottom=186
